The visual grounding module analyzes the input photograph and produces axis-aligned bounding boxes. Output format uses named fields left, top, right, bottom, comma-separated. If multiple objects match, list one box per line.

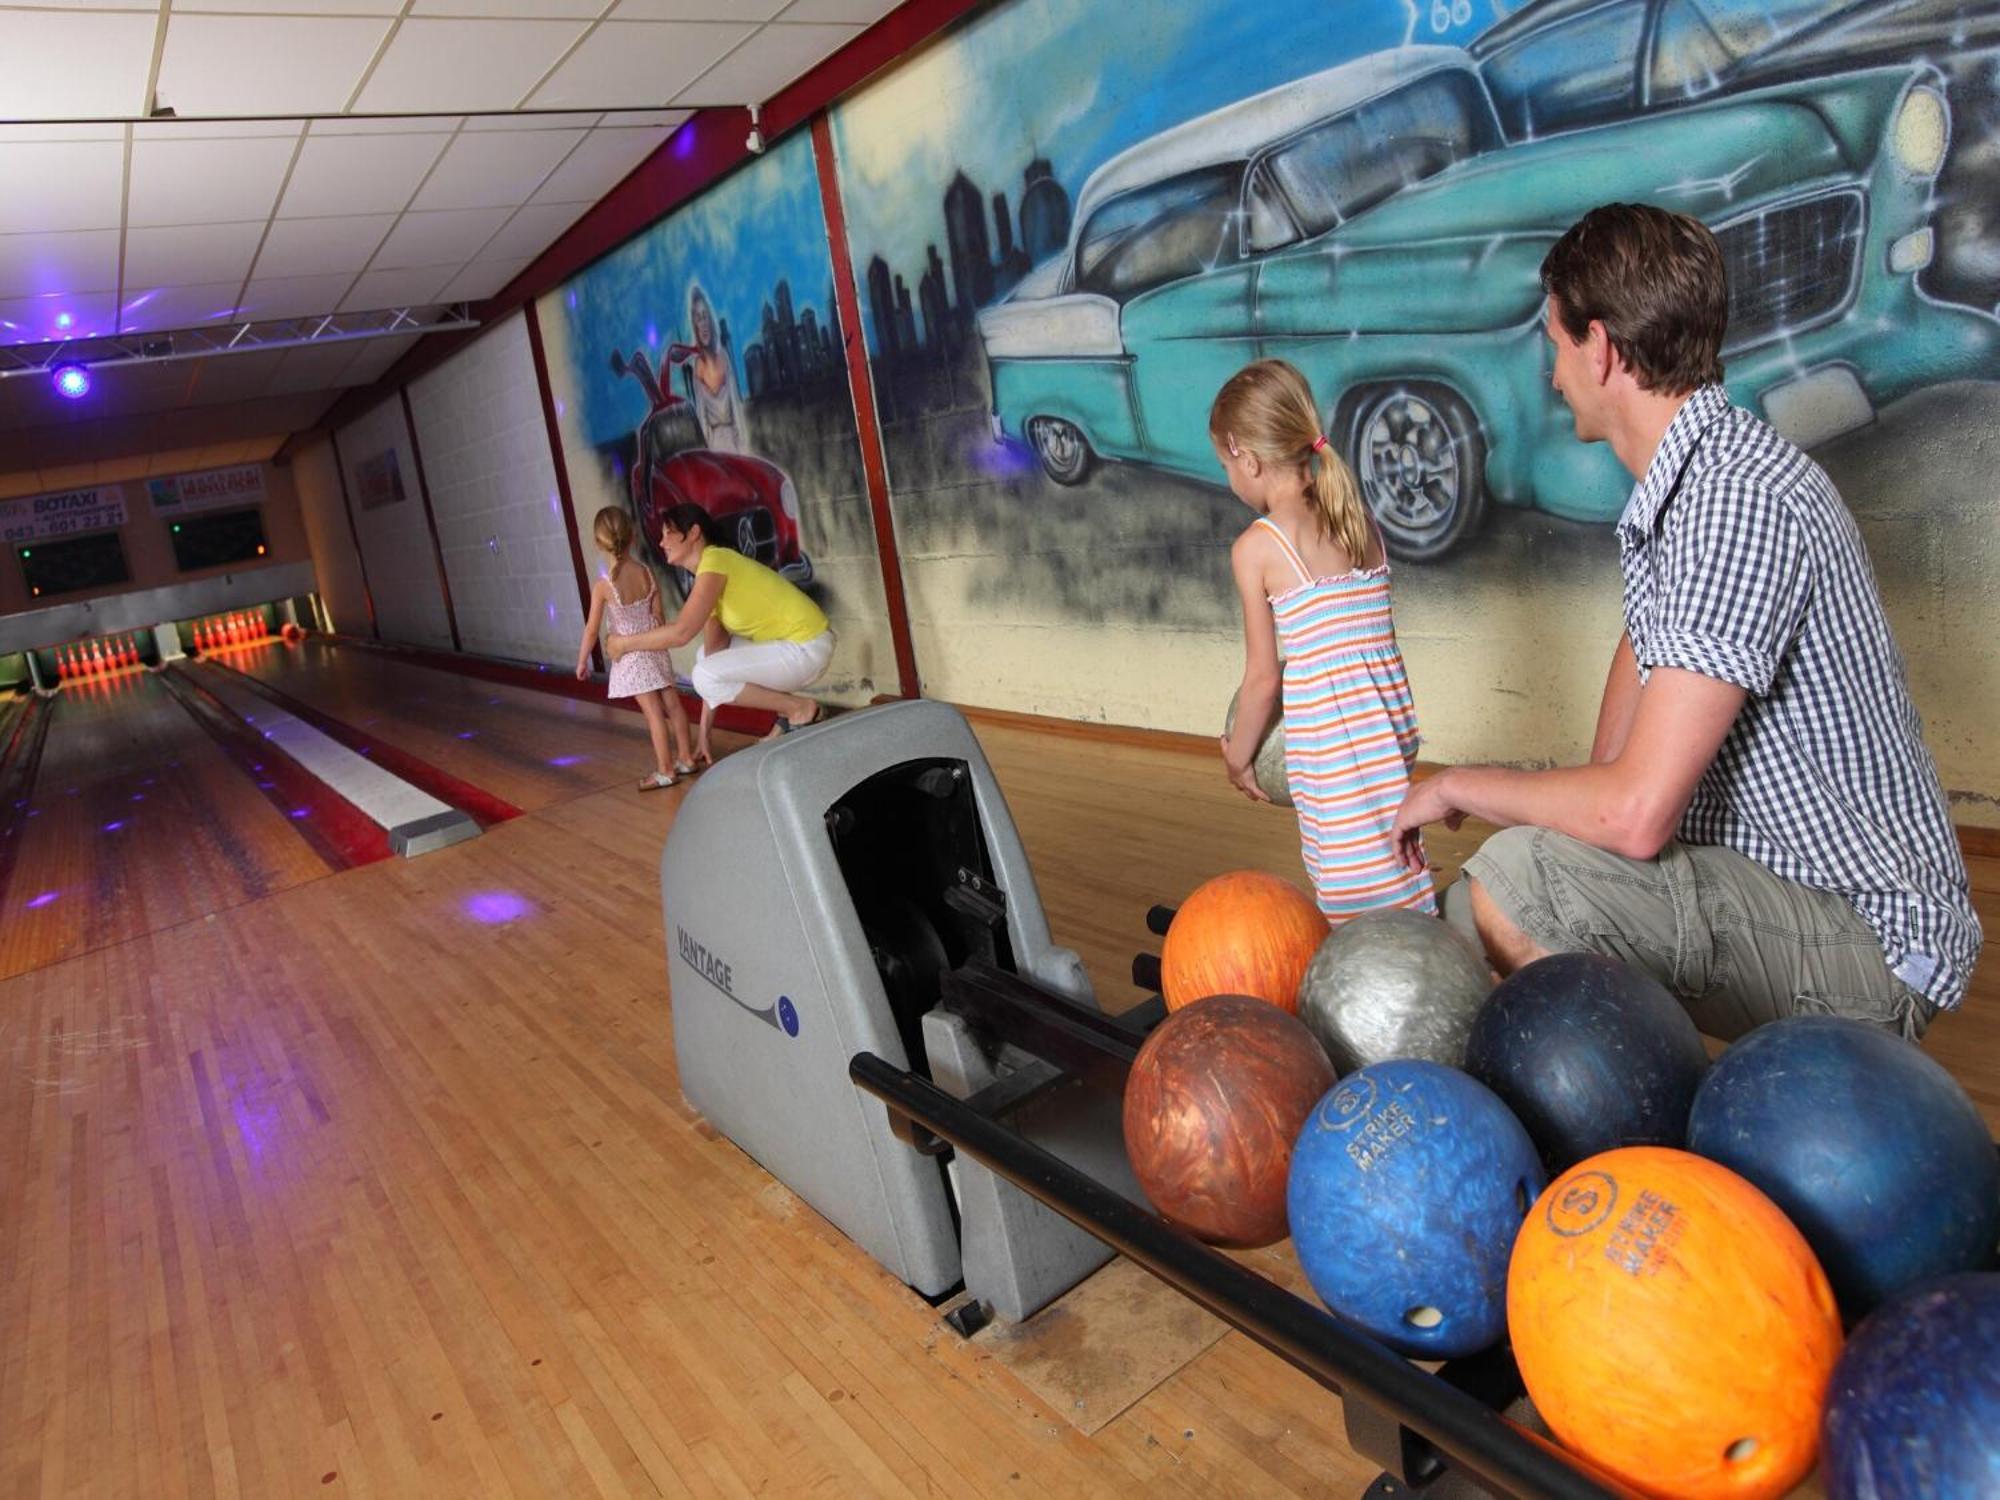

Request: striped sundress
left=1256, top=516, right=1436, bottom=922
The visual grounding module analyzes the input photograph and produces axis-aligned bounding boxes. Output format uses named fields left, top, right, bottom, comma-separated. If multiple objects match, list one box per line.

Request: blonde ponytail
left=1210, top=359, right=1374, bottom=568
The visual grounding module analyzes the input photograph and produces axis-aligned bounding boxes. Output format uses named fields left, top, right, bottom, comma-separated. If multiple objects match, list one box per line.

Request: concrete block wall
left=334, top=397, right=453, bottom=652
left=407, top=314, right=585, bottom=668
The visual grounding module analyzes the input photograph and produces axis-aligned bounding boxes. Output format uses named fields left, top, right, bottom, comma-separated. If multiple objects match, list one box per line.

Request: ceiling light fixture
left=745, top=103, right=765, bottom=155
left=52, top=364, right=92, bottom=400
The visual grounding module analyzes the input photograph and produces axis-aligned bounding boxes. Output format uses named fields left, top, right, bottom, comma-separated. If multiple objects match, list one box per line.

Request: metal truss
left=0, top=304, right=481, bottom=382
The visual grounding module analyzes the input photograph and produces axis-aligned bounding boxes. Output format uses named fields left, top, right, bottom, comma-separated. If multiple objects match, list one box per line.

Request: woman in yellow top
left=606, top=502, right=833, bottom=762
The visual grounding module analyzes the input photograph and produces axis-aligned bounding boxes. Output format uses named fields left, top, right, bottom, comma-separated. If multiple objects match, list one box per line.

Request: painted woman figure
left=682, top=282, right=745, bottom=454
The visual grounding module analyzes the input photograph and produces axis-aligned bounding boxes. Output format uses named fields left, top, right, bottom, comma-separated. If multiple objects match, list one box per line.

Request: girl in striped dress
left=1211, top=360, right=1436, bottom=920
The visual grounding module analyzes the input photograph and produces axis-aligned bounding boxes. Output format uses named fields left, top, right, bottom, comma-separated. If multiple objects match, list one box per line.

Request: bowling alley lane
left=0, top=669, right=341, bottom=982
left=220, top=636, right=671, bottom=811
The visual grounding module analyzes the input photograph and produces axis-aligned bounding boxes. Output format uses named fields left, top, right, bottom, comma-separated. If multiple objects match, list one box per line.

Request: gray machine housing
left=661, top=698, right=1141, bottom=1321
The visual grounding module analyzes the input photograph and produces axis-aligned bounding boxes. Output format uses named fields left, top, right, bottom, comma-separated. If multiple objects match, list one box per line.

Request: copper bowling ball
left=1122, top=993, right=1335, bottom=1247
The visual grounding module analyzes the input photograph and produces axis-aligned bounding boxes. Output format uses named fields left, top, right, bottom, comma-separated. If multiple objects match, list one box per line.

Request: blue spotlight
left=53, top=364, right=91, bottom=400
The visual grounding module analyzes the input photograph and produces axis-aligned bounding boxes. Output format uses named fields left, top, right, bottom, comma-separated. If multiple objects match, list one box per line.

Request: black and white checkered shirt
left=1619, top=384, right=1979, bottom=1011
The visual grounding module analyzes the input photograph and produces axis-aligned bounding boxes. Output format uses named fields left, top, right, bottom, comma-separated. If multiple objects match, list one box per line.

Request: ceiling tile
left=119, top=282, right=250, bottom=333
left=776, top=0, right=902, bottom=19
left=354, top=19, right=593, bottom=113
left=369, top=207, right=514, bottom=268
left=671, top=21, right=859, bottom=106
left=277, top=133, right=451, bottom=218
left=180, top=350, right=290, bottom=404
left=312, top=115, right=466, bottom=135
left=438, top=257, right=532, bottom=300
left=127, top=136, right=298, bottom=227
left=527, top=124, right=668, bottom=202
left=0, top=231, right=123, bottom=300
left=341, top=265, right=456, bottom=309
left=477, top=200, right=588, bottom=260
left=123, top=221, right=268, bottom=288
left=0, top=124, right=126, bottom=144
left=526, top=20, right=751, bottom=109
left=341, top=333, right=419, bottom=381
left=178, top=0, right=401, bottom=12
left=610, top=0, right=785, bottom=17
left=157, top=15, right=396, bottom=116
left=0, top=292, right=121, bottom=346
left=411, top=0, right=607, bottom=14
left=266, top=341, right=367, bottom=393
left=0, top=11, right=158, bottom=119
left=0, top=140, right=126, bottom=234
left=462, top=111, right=602, bottom=130
left=239, top=272, right=363, bottom=320
left=132, top=120, right=303, bottom=141
left=251, top=215, right=397, bottom=279
left=410, top=129, right=586, bottom=211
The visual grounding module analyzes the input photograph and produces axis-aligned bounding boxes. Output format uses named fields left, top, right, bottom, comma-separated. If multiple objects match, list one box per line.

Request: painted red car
left=610, top=347, right=813, bottom=589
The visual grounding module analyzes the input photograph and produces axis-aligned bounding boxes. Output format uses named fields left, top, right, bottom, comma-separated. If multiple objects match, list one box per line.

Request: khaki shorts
left=1444, top=827, right=1934, bottom=1042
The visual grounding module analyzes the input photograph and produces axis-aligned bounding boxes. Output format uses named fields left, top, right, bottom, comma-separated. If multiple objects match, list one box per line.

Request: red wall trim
left=279, top=0, right=990, bottom=455
left=325, top=427, right=380, bottom=640
left=524, top=300, right=603, bottom=675
left=810, top=112, right=920, bottom=700
left=399, top=386, right=463, bottom=653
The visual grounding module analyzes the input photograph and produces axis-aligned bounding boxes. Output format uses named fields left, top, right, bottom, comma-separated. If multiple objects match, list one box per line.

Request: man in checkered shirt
left=1392, top=203, right=1979, bottom=1040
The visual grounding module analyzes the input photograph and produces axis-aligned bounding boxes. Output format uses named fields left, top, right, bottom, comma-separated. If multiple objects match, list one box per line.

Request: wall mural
left=541, top=129, right=894, bottom=702
left=830, top=0, right=2000, bottom=815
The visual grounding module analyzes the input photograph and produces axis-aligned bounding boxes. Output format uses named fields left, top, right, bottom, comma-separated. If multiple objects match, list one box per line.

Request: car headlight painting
left=1892, top=86, right=1948, bottom=179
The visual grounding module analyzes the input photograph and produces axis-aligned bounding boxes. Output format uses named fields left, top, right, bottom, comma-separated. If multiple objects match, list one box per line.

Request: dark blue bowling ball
left=1823, top=1272, right=2000, bottom=1500
left=1686, top=1017, right=1999, bottom=1317
left=1464, top=952, right=1709, bottom=1172
left=1287, top=1059, right=1544, bottom=1358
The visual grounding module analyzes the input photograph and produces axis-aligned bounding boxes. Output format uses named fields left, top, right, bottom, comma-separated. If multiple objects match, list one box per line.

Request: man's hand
left=1391, top=771, right=1466, bottom=872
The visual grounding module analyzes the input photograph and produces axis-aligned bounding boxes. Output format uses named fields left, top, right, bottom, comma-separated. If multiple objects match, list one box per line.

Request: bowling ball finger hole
left=1403, top=1306, right=1444, bottom=1331
left=1724, top=1438, right=1759, bottom=1465
left=1516, top=1179, right=1532, bottom=1215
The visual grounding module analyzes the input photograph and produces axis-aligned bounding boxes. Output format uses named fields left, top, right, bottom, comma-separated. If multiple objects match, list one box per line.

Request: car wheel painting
left=1343, top=382, right=1489, bottom=562
left=1028, top=416, right=1095, bottom=485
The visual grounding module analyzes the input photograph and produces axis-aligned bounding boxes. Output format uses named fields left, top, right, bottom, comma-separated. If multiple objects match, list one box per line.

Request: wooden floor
left=0, top=653, right=1993, bottom=1498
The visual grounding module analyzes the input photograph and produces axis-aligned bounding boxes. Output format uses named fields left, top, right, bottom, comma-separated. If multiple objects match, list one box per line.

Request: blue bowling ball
left=1287, top=1059, right=1544, bottom=1358
left=1823, top=1272, right=2000, bottom=1500
left=1464, top=951, right=1709, bottom=1172
left=1686, top=1016, right=1999, bottom=1316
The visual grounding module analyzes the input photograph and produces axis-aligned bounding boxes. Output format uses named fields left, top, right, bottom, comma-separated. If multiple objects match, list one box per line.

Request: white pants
left=691, top=630, right=834, bottom=706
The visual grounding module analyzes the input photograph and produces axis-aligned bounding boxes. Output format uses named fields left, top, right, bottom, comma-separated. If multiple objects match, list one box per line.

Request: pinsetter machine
left=662, top=699, right=1629, bottom=1499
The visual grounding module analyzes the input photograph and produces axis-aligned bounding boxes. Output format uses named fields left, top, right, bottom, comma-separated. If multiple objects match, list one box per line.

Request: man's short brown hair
left=1540, top=203, right=1728, bottom=395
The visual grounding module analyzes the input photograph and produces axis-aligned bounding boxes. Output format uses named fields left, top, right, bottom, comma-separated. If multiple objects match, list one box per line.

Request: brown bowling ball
left=1122, top=993, right=1336, bottom=1247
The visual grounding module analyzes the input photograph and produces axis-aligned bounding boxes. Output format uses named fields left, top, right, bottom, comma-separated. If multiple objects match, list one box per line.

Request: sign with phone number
left=0, top=485, right=128, bottom=544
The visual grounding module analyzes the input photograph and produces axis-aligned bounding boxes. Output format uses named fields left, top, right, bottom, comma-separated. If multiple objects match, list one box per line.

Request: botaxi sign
left=0, top=485, right=127, bottom=544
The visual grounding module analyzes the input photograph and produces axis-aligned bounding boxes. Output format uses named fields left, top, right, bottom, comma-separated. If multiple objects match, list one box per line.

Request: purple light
left=548, top=754, right=584, bottom=767
left=546, top=601, right=557, bottom=623
left=456, top=730, right=476, bottom=740
left=289, top=807, right=309, bottom=819
left=102, top=819, right=125, bottom=832
left=53, top=363, right=91, bottom=400
left=25, top=890, right=58, bottom=909
left=54, top=311, right=72, bottom=330
left=555, top=399, right=565, bottom=417
left=130, top=793, right=145, bottom=802
left=645, top=323, right=659, bottom=347
left=566, top=290, right=577, bottom=310
left=671, top=124, right=697, bottom=160
left=463, top=890, right=533, bottom=924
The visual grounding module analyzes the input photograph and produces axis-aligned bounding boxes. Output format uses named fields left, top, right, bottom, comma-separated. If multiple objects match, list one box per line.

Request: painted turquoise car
left=976, top=46, right=2000, bottom=558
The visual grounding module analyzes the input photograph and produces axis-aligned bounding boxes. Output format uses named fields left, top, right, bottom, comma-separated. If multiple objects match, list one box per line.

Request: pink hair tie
left=1311, top=434, right=1330, bottom=454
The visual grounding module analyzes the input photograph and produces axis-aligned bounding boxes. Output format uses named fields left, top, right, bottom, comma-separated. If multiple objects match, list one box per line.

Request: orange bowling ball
left=1159, top=870, right=1326, bottom=1014
left=1508, top=1147, right=1842, bottom=1499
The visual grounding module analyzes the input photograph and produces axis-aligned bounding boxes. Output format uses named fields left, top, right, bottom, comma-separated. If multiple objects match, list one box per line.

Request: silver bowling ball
left=1299, top=909, right=1492, bottom=1073
left=1223, top=689, right=1292, bottom=807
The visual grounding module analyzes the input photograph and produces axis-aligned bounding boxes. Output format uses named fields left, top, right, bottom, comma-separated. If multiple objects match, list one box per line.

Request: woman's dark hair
left=658, top=502, right=725, bottom=548
left=1541, top=202, right=1728, bottom=395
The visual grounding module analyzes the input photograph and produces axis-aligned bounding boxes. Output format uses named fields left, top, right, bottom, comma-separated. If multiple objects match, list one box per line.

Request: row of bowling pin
left=193, top=612, right=269, bottom=652
left=56, top=635, right=143, bottom=679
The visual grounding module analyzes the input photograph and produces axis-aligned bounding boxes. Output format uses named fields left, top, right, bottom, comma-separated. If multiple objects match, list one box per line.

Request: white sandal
left=638, top=769, right=680, bottom=792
